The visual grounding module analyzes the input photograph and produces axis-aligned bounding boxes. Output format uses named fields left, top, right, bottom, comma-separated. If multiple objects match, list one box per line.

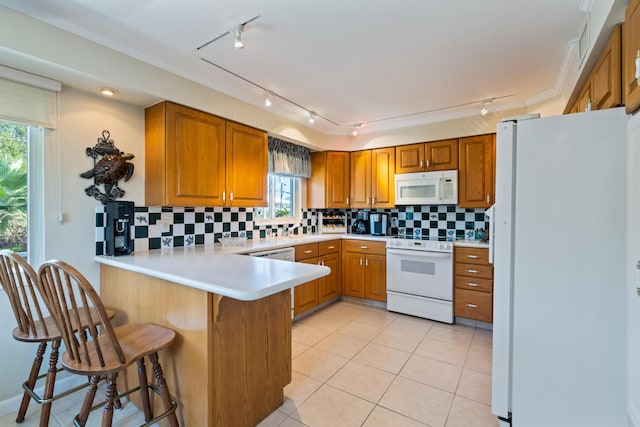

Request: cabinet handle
left=466, top=303, right=478, bottom=308
left=360, top=245, right=368, bottom=249
left=365, top=259, right=369, bottom=267
left=467, top=255, right=479, bottom=259
left=466, top=282, right=479, bottom=287
left=304, top=250, right=313, bottom=254
left=636, top=50, right=640, bottom=85
left=346, top=197, right=349, bottom=205
left=367, top=197, right=370, bottom=204
left=359, top=258, right=363, bottom=267
left=426, top=159, right=430, bottom=168
left=467, top=269, right=479, bottom=274
left=420, top=159, right=424, bottom=168
left=222, top=191, right=226, bottom=203
left=327, top=245, right=335, bottom=249
left=372, top=196, right=376, bottom=205
left=230, top=192, right=233, bottom=204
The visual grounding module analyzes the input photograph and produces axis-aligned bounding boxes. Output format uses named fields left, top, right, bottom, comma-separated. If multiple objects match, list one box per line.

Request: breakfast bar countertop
left=95, top=244, right=330, bottom=301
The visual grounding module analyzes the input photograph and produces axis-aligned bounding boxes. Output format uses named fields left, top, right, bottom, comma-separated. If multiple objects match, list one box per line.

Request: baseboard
left=0, top=374, right=86, bottom=417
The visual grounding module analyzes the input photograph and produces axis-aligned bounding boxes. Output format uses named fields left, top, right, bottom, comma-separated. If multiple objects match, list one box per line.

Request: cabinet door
left=319, top=253, right=340, bottom=303
left=592, top=25, right=622, bottom=110
left=458, top=134, right=495, bottom=208
left=426, top=139, right=458, bottom=171
left=225, top=122, right=268, bottom=207
left=395, top=143, right=424, bottom=173
left=350, top=150, right=372, bottom=208
left=342, top=252, right=365, bottom=298
left=625, top=0, right=640, bottom=114
left=294, top=258, right=319, bottom=315
left=327, top=152, right=350, bottom=208
left=165, top=102, right=226, bottom=206
left=371, top=147, right=395, bottom=208
left=364, top=254, right=387, bottom=302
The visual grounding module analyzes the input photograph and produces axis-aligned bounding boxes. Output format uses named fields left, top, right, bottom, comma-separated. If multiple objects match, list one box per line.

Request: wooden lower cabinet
left=100, top=265, right=291, bottom=427
left=453, top=246, right=493, bottom=323
left=294, top=240, right=341, bottom=315
left=294, top=259, right=320, bottom=315
left=342, top=240, right=387, bottom=303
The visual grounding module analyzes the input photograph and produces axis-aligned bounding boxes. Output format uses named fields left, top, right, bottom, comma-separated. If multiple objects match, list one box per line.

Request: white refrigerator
left=491, top=107, right=627, bottom=427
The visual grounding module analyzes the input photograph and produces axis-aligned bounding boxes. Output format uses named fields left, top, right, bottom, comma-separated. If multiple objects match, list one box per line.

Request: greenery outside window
left=0, top=120, right=28, bottom=255
left=255, top=174, right=301, bottom=223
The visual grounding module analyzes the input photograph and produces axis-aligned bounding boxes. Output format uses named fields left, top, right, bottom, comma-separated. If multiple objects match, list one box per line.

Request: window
left=255, top=174, right=301, bottom=222
left=0, top=120, right=28, bottom=255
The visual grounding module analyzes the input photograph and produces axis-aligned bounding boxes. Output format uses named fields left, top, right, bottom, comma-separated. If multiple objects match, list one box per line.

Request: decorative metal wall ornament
left=80, top=130, right=135, bottom=204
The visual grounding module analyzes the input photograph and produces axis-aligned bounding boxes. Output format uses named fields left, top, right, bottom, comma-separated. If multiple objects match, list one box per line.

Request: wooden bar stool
left=38, top=259, right=179, bottom=427
left=0, top=250, right=115, bottom=427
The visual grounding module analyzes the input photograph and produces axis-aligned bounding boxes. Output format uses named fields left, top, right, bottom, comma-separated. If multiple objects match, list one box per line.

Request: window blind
left=0, top=67, right=61, bottom=129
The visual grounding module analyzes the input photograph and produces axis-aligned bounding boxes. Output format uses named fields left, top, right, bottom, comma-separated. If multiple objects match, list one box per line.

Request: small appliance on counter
left=105, top=200, right=134, bottom=256
left=369, top=212, right=389, bottom=236
left=351, top=210, right=370, bottom=234
left=318, top=211, right=347, bottom=234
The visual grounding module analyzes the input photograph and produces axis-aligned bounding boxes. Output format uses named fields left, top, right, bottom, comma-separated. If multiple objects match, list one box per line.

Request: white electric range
left=386, top=237, right=454, bottom=323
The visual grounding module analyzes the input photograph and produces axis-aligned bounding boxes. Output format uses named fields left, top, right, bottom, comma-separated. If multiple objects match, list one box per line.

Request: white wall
left=0, top=86, right=145, bottom=406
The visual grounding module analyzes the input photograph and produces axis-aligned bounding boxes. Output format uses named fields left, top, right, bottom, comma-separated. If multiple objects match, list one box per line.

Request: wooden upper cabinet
left=308, top=151, right=350, bottom=208
left=576, top=81, right=592, bottom=113
left=144, top=101, right=267, bottom=207
left=225, top=121, right=268, bottom=207
left=458, top=134, right=495, bottom=209
left=350, top=150, right=371, bottom=208
left=625, top=0, right=640, bottom=114
left=371, top=147, right=395, bottom=208
left=396, top=139, right=458, bottom=173
left=146, top=101, right=226, bottom=206
left=350, top=147, right=395, bottom=209
left=592, top=24, right=622, bottom=110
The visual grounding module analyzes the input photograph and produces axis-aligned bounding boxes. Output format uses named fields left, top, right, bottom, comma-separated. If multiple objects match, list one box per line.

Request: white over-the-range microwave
left=394, top=170, right=458, bottom=205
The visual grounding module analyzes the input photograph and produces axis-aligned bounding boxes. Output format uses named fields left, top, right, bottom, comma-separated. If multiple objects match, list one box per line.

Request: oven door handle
left=386, top=248, right=452, bottom=258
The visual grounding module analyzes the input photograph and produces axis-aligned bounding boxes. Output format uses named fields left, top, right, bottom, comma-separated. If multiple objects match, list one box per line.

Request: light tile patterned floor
left=0, top=300, right=497, bottom=427
left=261, top=300, right=498, bottom=427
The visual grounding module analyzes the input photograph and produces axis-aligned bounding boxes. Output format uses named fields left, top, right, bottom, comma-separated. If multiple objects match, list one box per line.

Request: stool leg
left=76, top=375, right=100, bottom=426
left=38, top=339, right=60, bottom=427
left=17, top=341, right=47, bottom=423
left=136, top=358, right=152, bottom=421
left=149, top=352, right=178, bottom=427
left=101, top=374, right=118, bottom=427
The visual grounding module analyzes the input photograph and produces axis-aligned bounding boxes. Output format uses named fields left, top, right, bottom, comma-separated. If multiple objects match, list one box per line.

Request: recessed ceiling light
left=98, top=87, right=118, bottom=96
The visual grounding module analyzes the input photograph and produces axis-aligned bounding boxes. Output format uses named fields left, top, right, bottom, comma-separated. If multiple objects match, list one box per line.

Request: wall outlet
left=157, top=219, right=170, bottom=233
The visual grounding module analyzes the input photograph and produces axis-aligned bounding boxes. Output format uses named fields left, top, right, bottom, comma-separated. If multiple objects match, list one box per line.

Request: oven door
left=386, top=248, right=453, bottom=300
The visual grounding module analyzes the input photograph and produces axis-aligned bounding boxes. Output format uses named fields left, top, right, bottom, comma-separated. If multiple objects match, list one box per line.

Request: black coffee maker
left=352, top=210, right=370, bottom=234
left=105, top=201, right=134, bottom=256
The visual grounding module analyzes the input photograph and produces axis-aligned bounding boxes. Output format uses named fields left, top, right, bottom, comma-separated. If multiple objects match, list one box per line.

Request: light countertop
left=95, top=244, right=330, bottom=301
left=95, top=233, right=489, bottom=301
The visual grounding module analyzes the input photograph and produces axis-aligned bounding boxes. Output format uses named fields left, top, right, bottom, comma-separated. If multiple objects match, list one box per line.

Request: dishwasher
left=248, top=247, right=296, bottom=318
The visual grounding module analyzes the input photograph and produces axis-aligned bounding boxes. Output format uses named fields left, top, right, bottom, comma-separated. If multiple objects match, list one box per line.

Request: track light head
left=264, top=90, right=272, bottom=107
left=308, top=111, right=317, bottom=124
left=233, top=25, right=244, bottom=49
left=351, top=123, right=362, bottom=136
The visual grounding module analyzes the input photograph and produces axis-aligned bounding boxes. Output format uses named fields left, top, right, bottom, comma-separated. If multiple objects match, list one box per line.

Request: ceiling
left=0, top=0, right=590, bottom=135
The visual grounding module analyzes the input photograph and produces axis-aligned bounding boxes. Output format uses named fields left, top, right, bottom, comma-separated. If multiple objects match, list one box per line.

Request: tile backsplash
left=95, top=205, right=489, bottom=255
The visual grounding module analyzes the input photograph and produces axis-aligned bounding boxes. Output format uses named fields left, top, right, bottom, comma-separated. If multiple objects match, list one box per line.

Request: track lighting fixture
left=233, top=25, right=244, bottom=49
left=264, top=91, right=272, bottom=107
left=308, top=111, right=317, bottom=124
left=351, top=124, right=362, bottom=136
left=480, top=105, right=488, bottom=116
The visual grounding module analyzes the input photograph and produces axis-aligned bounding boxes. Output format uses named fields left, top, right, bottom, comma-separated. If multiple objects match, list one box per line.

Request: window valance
left=268, top=137, right=311, bottom=178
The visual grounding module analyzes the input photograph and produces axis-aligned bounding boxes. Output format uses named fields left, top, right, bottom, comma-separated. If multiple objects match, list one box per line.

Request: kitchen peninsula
left=95, top=245, right=330, bottom=427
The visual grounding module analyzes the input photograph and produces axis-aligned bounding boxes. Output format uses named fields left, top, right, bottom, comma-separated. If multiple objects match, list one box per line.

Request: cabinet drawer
left=343, top=239, right=386, bottom=255
left=454, top=289, right=493, bottom=323
left=319, top=240, right=340, bottom=256
left=455, top=262, right=493, bottom=280
left=455, top=247, right=489, bottom=265
left=454, top=276, right=493, bottom=293
left=295, top=243, right=319, bottom=261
